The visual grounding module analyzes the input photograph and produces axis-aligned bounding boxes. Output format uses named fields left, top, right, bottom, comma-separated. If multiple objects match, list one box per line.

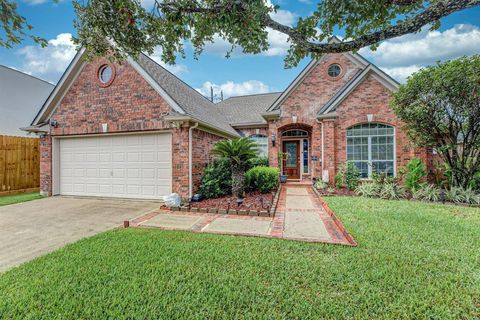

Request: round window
left=98, top=65, right=113, bottom=84
left=327, top=64, right=342, bottom=78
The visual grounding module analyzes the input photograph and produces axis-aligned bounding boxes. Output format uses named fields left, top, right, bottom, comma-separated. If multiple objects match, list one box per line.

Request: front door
left=282, top=140, right=300, bottom=179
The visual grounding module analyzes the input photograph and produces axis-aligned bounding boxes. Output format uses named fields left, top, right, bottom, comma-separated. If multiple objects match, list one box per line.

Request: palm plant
left=212, top=138, right=258, bottom=199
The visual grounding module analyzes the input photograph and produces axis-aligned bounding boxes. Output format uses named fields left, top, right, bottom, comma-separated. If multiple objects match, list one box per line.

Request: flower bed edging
left=312, top=187, right=357, bottom=246
left=166, top=185, right=282, bottom=217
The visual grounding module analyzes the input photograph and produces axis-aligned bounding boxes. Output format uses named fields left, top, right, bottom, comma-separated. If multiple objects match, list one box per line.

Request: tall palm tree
left=212, top=137, right=258, bottom=199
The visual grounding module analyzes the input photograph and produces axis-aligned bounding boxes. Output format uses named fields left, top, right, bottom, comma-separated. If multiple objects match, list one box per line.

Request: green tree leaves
left=391, top=55, right=480, bottom=188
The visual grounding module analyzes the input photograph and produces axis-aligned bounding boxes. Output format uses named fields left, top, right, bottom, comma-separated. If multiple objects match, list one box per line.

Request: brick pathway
left=131, top=185, right=355, bottom=246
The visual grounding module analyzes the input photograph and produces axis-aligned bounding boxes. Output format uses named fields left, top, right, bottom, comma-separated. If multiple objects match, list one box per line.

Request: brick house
left=24, top=46, right=432, bottom=200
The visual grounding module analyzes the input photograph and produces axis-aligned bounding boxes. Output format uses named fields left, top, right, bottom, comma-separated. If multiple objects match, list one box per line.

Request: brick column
left=311, top=121, right=322, bottom=179
left=268, top=122, right=279, bottom=169
left=322, top=120, right=336, bottom=184
left=39, top=135, right=52, bottom=196
left=171, top=127, right=190, bottom=198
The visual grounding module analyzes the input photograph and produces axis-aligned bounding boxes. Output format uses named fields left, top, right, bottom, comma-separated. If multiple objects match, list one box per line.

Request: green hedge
left=245, top=166, right=279, bottom=193
left=199, top=159, right=232, bottom=198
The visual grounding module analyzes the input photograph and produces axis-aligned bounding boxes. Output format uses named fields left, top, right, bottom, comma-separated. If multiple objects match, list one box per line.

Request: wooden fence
left=0, top=135, right=40, bottom=194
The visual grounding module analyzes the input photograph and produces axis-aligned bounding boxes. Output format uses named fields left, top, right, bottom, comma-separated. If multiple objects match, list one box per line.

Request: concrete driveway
left=0, top=197, right=159, bottom=272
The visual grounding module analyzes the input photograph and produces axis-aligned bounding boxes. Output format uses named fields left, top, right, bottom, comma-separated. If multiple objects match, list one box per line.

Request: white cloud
left=367, top=24, right=480, bottom=67
left=361, top=24, right=480, bottom=82
left=17, top=33, right=77, bottom=83
left=196, top=80, right=271, bottom=99
left=148, top=47, right=188, bottom=75
left=23, top=0, right=49, bottom=4
left=380, top=65, right=422, bottom=83
left=271, top=9, right=297, bottom=26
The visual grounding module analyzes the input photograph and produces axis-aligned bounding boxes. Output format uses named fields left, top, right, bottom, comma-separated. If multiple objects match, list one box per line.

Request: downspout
left=188, top=122, right=199, bottom=199
left=316, top=119, right=324, bottom=180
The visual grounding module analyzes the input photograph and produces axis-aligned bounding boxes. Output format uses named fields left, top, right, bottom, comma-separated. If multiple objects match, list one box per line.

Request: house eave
left=230, top=122, right=268, bottom=129
left=20, top=123, right=49, bottom=134
left=316, top=112, right=337, bottom=120
left=261, top=110, right=281, bottom=121
left=164, top=115, right=239, bottom=139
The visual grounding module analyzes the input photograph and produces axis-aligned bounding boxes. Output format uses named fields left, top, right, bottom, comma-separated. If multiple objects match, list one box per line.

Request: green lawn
left=0, top=197, right=479, bottom=319
left=0, top=192, right=42, bottom=206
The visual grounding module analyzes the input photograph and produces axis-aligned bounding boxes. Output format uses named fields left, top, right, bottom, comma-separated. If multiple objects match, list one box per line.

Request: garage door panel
left=59, top=132, right=172, bottom=199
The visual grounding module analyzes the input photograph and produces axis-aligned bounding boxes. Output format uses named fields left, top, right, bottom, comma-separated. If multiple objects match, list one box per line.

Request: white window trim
left=346, top=124, right=397, bottom=179
left=249, top=134, right=268, bottom=158
left=302, top=138, right=309, bottom=175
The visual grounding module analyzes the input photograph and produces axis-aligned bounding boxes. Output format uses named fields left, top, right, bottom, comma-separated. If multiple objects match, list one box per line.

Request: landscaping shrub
left=247, top=156, right=269, bottom=169
left=212, top=138, right=258, bottom=199
left=355, top=183, right=381, bottom=198
left=372, top=172, right=397, bottom=185
left=411, top=184, right=441, bottom=202
left=199, top=159, right=232, bottom=198
left=379, top=183, right=406, bottom=200
left=314, top=179, right=328, bottom=191
left=459, top=188, right=480, bottom=206
left=446, top=187, right=480, bottom=205
left=400, top=158, right=427, bottom=191
left=446, top=187, right=466, bottom=204
left=245, top=166, right=279, bottom=193
left=469, top=171, right=480, bottom=191
left=335, top=161, right=360, bottom=191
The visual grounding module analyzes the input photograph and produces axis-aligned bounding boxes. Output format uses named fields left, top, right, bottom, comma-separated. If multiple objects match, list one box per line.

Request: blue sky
left=1, top=1, right=479, bottom=99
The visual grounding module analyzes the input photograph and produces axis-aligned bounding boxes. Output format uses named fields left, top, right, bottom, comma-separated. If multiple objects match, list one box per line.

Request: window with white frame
left=346, top=123, right=395, bottom=178
left=250, top=134, right=268, bottom=157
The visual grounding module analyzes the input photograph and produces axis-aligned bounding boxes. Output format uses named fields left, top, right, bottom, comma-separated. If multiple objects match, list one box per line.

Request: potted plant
left=278, top=151, right=289, bottom=183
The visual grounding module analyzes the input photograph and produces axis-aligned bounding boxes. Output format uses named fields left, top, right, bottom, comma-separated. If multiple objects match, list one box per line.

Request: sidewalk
left=130, top=185, right=355, bottom=245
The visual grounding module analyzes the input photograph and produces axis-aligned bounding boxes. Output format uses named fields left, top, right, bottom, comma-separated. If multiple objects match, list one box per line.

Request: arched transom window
left=281, top=129, right=308, bottom=137
left=250, top=134, right=268, bottom=157
left=347, top=123, right=395, bottom=178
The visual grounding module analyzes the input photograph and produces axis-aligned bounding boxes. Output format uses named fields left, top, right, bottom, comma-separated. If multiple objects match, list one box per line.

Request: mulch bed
left=316, top=187, right=356, bottom=197
left=190, top=191, right=276, bottom=212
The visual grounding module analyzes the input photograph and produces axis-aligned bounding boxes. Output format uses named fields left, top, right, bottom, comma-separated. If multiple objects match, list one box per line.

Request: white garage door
left=59, top=132, right=171, bottom=199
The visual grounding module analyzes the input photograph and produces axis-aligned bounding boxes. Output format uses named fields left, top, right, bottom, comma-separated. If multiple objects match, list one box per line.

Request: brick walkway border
left=127, top=185, right=356, bottom=246
left=311, top=187, right=357, bottom=246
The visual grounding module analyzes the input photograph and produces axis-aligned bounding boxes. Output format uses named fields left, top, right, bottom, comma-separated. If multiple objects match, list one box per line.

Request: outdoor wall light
left=49, top=119, right=58, bottom=128
left=271, top=133, right=276, bottom=147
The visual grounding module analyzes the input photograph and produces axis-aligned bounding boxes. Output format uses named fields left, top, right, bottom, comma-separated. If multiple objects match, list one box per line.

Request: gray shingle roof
left=215, top=92, right=282, bottom=125
left=136, top=54, right=239, bottom=136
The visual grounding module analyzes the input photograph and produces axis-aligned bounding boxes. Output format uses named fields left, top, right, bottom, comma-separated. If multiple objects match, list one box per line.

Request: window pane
left=250, top=135, right=268, bottom=157
left=346, top=123, right=395, bottom=178
left=303, top=139, right=308, bottom=173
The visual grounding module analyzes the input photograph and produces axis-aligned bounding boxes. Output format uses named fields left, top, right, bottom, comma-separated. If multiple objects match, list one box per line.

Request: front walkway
left=133, top=185, right=355, bottom=245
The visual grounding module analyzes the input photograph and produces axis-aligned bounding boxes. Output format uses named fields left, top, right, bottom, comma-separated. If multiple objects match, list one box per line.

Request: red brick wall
left=50, top=59, right=172, bottom=136
left=267, top=53, right=431, bottom=182
left=39, top=58, right=224, bottom=198
left=268, top=53, right=363, bottom=179
left=333, top=74, right=417, bottom=174
left=191, top=129, right=223, bottom=194
left=39, top=135, right=52, bottom=196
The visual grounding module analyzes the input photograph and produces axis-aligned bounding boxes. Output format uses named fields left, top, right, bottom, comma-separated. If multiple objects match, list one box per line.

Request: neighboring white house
left=0, top=65, right=54, bottom=137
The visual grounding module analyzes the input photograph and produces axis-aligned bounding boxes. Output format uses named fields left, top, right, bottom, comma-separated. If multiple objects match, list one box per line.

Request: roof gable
left=267, top=49, right=369, bottom=112
left=28, top=49, right=239, bottom=137
left=318, top=64, right=400, bottom=116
